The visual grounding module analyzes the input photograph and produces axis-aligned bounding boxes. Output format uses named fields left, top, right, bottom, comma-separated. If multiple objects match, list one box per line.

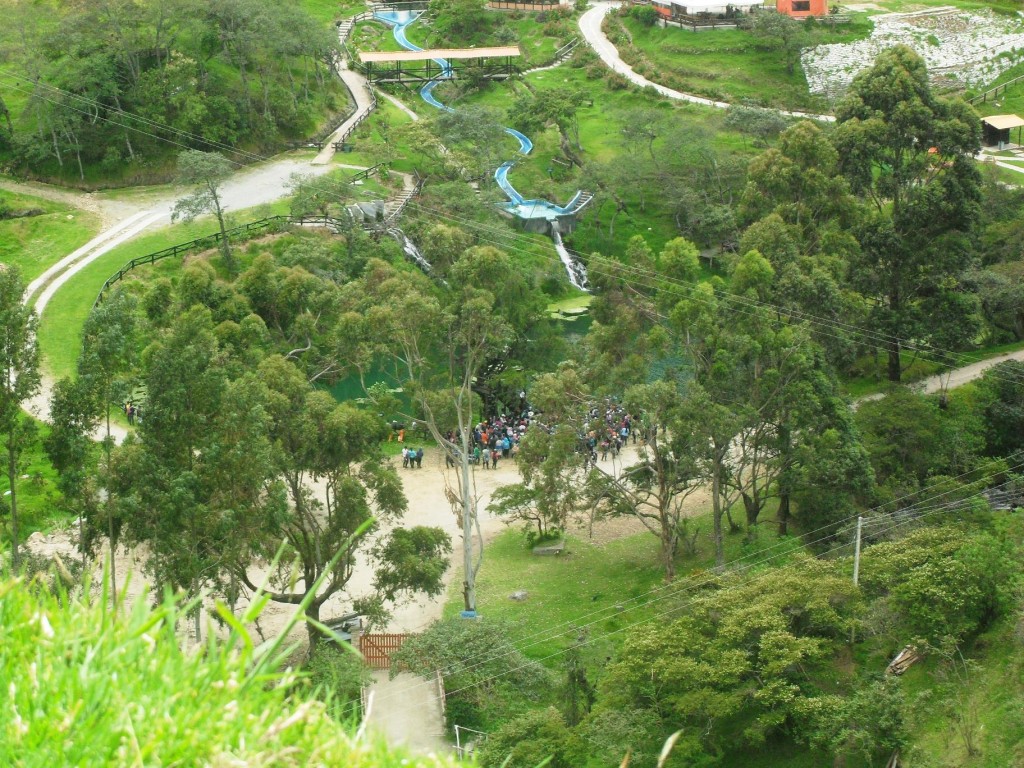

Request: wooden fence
left=969, top=73, right=1024, bottom=106
left=93, top=163, right=410, bottom=307
left=359, top=633, right=410, bottom=669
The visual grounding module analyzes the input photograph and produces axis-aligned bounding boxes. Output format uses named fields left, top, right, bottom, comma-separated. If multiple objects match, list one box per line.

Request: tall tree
left=236, top=354, right=452, bottom=649
left=833, top=45, right=982, bottom=381
left=172, top=150, right=237, bottom=274
left=120, top=306, right=235, bottom=640
left=0, top=265, right=40, bottom=571
left=75, top=290, right=138, bottom=602
left=338, top=252, right=523, bottom=615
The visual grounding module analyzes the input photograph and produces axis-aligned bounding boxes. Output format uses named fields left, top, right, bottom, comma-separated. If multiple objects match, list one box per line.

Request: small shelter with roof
left=981, top=114, right=1024, bottom=149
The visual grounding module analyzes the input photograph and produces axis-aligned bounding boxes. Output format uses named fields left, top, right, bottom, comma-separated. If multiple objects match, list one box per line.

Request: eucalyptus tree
left=237, top=354, right=451, bottom=649
left=45, top=291, right=138, bottom=596
left=833, top=45, right=982, bottom=382
left=336, top=250, right=533, bottom=615
left=172, top=150, right=237, bottom=274
left=0, top=266, right=39, bottom=571
left=118, top=306, right=239, bottom=640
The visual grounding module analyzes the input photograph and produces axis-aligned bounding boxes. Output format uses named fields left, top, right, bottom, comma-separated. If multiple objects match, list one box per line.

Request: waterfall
left=551, top=228, right=589, bottom=292
left=390, top=228, right=432, bottom=273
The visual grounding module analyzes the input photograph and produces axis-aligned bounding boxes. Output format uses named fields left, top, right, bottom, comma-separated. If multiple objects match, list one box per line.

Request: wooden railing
left=349, top=162, right=388, bottom=182
left=969, top=73, right=1024, bottom=106
left=94, top=216, right=292, bottom=306
left=332, top=86, right=378, bottom=150
left=93, top=164, right=399, bottom=306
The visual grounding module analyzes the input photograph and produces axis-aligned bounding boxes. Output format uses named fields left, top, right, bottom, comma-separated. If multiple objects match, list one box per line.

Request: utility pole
left=850, top=515, right=864, bottom=647
left=852, top=516, right=863, bottom=587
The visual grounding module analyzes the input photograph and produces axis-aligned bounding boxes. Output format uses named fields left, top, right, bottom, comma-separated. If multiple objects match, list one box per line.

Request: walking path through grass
left=578, top=2, right=835, bottom=122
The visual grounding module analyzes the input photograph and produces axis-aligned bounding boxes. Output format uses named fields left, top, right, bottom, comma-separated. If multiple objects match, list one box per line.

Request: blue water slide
left=374, top=9, right=578, bottom=222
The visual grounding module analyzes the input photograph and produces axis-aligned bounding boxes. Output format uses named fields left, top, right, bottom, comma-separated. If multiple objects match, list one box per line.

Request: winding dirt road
left=577, top=2, right=835, bottom=122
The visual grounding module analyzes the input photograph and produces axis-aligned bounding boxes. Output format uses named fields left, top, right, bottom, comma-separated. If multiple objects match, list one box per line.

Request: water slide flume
left=374, top=9, right=589, bottom=291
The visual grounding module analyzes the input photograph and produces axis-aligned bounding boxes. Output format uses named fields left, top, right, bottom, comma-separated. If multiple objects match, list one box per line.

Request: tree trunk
left=887, top=337, right=902, bottom=383
left=306, top=600, right=323, bottom=655
left=192, top=579, right=202, bottom=643
left=661, top=518, right=676, bottom=582
left=777, top=493, right=790, bottom=537
left=712, top=451, right=724, bottom=570
left=8, top=441, right=19, bottom=570
left=461, top=427, right=476, bottom=615
left=743, top=491, right=759, bottom=529
left=210, top=187, right=236, bottom=275
left=105, top=404, right=117, bottom=606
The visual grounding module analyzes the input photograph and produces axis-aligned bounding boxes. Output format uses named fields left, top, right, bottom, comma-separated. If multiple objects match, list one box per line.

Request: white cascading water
left=551, top=228, right=589, bottom=292
left=391, top=229, right=432, bottom=273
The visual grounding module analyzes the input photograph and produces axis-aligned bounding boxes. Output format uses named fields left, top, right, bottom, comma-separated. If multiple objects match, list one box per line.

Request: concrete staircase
left=569, top=191, right=595, bottom=214
left=384, top=185, right=418, bottom=222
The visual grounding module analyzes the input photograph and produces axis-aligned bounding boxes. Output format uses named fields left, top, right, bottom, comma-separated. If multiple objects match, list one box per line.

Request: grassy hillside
left=0, top=189, right=100, bottom=281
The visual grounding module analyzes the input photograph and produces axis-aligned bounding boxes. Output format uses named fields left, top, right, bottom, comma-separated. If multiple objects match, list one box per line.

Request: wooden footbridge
left=358, top=46, right=521, bottom=85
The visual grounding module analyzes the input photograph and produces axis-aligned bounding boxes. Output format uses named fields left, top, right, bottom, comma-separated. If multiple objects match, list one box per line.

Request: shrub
left=476, top=707, right=584, bottom=768
left=307, top=643, right=372, bottom=722
left=629, top=4, right=659, bottom=26
left=605, top=71, right=630, bottom=90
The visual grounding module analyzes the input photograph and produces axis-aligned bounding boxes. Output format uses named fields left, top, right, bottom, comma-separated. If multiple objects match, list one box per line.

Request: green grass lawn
left=35, top=199, right=294, bottom=380
left=0, top=417, right=74, bottom=540
left=299, top=0, right=366, bottom=24
left=444, top=500, right=813, bottom=664
left=842, top=338, right=1024, bottom=399
left=0, top=188, right=101, bottom=282
left=613, top=13, right=872, bottom=112
left=443, top=527, right=666, bottom=664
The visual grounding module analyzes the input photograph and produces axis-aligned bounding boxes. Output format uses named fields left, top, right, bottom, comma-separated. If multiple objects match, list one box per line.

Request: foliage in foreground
left=0, top=574, right=463, bottom=767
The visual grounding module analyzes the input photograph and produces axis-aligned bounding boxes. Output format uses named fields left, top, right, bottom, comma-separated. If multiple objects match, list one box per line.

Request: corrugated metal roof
left=359, top=47, right=521, bottom=63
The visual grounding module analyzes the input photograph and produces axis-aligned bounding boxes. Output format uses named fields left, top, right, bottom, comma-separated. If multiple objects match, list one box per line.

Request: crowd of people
left=434, top=395, right=643, bottom=472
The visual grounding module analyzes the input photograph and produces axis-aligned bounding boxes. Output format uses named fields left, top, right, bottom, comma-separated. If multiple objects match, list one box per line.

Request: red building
left=776, top=0, right=828, bottom=17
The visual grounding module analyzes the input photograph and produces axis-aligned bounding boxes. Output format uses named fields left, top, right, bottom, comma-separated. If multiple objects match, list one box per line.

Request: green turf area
left=35, top=200, right=291, bottom=380
left=443, top=527, right=665, bottom=662
left=299, top=0, right=366, bottom=24
left=0, top=188, right=101, bottom=281
left=978, top=159, right=1024, bottom=186
left=444, top=500, right=812, bottom=661
left=0, top=417, right=72, bottom=539
left=611, top=13, right=872, bottom=112
left=843, top=339, right=1024, bottom=399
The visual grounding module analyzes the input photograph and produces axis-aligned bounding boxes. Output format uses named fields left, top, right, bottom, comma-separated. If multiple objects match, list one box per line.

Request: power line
left=8, top=65, right=1023, bottom=393
left=365, top=470, right=1022, bottom=710
left=361, top=460, right=1024, bottom=707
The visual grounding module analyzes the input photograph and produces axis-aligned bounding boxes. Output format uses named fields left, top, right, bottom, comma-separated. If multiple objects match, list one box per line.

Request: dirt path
left=577, top=2, right=835, bottom=122
left=0, top=176, right=137, bottom=230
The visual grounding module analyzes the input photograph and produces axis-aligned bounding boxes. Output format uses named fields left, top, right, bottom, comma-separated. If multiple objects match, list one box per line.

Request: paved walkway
left=577, top=2, right=835, bottom=122
left=313, top=31, right=380, bottom=164
left=364, top=671, right=450, bottom=757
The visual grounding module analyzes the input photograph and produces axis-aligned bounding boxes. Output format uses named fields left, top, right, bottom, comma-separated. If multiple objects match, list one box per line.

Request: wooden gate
left=359, top=633, right=409, bottom=669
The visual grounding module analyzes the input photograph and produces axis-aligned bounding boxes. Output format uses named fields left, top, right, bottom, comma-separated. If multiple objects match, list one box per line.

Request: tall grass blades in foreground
left=0, top=569, right=459, bottom=767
